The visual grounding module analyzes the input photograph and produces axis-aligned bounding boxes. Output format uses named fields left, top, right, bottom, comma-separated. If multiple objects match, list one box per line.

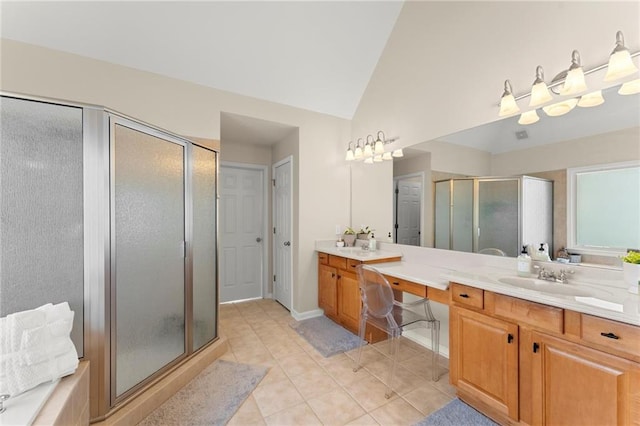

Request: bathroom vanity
left=316, top=243, right=640, bottom=426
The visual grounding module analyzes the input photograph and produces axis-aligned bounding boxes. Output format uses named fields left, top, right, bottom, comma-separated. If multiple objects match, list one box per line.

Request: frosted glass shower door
left=452, top=180, right=474, bottom=252
left=477, top=179, right=519, bottom=257
left=192, top=145, right=217, bottom=350
left=112, top=123, right=185, bottom=397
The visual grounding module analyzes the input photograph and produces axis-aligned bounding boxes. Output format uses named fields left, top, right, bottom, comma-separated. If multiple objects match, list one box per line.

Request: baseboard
left=403, top=329, right=450, bottom=359
left=291, top=308, right=324, bottom=321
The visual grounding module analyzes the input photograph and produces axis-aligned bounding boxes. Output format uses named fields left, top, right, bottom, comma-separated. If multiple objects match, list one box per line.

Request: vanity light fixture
left=560, top=50, right=588, bottom=96
left=364, top=157, right=374, bottom=165
left=392, top=149, right=404, bottom=158
left=518, top=109, right=539, bottom=125
left=373, top=155, right=383, bottom=162
left=542, top=98, right=579, bottom=117
left=499, top=80, right=520, bottom=117
left=382, top=151, right=393, bottom=161
left=374, top=131, right=385, bottom=154
left=345, top=142, right=355, bottom=161
left=577, top=90, right=605, bottom=107
left=619, top=78, right=640, bottom=95
left=354, top=138, right=364, bottom=159
left=604, top=31, right=639, bottom=82
left=363, top=136, right=373, bottom=158
left=500, top=30, right=639, bottom=125
left=529, top=66, right=553, bottom=107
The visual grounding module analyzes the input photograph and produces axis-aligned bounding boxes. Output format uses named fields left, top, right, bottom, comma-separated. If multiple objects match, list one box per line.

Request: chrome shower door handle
left=256, top=237, right=262, bottom=243
left=284, top=241, right=291, bottom=246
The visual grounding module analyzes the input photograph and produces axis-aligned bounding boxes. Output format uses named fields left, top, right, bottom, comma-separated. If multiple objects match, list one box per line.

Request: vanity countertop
left=316, top=245, right=403, bottom=262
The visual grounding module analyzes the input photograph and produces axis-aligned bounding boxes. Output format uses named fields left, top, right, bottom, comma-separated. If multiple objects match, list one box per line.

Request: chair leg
left=431, top=320, right=440, bottom=381
left=386, top=332, right=400, bottom=399
left=353, top=314, right=368, bottom=372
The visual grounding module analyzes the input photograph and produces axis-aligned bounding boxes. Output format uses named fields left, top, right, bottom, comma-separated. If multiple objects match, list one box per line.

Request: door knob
left=284, top=241, right=291, bottom=246
left=256, top=237, right=262, bottom=243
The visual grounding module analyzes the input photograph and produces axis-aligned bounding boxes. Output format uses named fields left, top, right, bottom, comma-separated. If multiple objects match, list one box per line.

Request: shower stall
left=0, top=93, right=219, bottom=420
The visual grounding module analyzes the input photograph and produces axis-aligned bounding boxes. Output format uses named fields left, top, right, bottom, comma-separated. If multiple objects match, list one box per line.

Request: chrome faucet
left=534, top=266, right=574, bottom=283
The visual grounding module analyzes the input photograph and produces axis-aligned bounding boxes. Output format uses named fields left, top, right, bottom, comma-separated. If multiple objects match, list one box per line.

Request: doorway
left=394, top=174, right=423, bottom=246
left=219, top=163, right=267, bottom=302
left=273, top=157, right=293, bottom=310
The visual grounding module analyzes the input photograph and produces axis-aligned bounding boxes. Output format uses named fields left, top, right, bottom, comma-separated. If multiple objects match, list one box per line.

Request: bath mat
left=138, top=359, right=267, bottom=426
left=414, top=398, right=498, bottom=426
left=290, top=315, right=364, bottom=357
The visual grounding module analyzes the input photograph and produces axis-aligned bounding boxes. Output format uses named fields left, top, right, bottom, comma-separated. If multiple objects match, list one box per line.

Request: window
left=567, top=161, right=640, bottom=255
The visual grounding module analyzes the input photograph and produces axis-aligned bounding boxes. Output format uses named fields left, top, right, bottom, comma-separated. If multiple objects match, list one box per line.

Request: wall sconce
left=345, top=130, right=401, bottom=163
left=499, top=30, right=639, bottom=125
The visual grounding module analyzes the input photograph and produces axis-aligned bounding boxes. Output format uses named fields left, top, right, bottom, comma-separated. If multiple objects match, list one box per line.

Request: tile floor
left=219, top=299, right=455, bottom=426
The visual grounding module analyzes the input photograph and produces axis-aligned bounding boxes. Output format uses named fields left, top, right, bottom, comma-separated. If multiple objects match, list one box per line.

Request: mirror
left=391, top=84, right=640, bottom=265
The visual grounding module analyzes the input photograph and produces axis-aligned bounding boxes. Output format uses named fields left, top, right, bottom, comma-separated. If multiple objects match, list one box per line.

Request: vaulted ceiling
left=0, top=1, right=403, bottom=119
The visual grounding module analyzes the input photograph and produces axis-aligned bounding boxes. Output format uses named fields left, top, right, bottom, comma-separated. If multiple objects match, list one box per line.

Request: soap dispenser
left=517, top=245, right=531, bottom=277
left=537, top=243, right=551, bottom=261
left=369, top=233, right=377, bottom=251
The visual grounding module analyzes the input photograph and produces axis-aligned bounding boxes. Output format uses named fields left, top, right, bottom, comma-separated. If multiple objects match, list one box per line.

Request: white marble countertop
left=315, top=241, right=640, bottom=326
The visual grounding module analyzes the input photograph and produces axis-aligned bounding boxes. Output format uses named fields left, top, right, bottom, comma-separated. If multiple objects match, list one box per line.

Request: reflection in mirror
left=393, top=84, right=640, bottom=266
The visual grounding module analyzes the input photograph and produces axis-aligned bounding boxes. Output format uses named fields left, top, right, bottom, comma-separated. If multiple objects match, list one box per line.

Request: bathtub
left=0, top=379, right=59, bottom=426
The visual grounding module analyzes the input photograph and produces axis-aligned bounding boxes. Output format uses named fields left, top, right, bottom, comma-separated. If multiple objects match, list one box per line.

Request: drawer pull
left=459, top=293, right=469, bottom=298
left=331, top=273, right=335, bottom=278
left=392, top=282, right=400, bottom=286
left=533, top=342, right=540, bottom=353
left=507, top=334, right=514, bottom=344
left=351, top=264, right=357, bottom=267
left=600, top=332, right=620, bottom=340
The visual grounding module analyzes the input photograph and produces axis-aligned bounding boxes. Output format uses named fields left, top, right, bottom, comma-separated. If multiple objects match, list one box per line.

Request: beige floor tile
left=227, top=395, right=266, bottom=426
left=345, top=414, right=381, bottom=426
left=389, top=365, right=429, bottom=396
left=307, top=388, right=366, bottom=425
left=258, top=364, right=288, bottom=388
left=345, top=345, right=389, bottom=365
left=264, top=402, right=322, bottom=426
left=402, top=384, right=453, bottom=416
left=369, top=398, right=425, bottom=426
left=343, top=375, right=398, bottom=412
left=322, top=354, right=373, bottom=386
left=278, top=352, right=320, bottom=378
left=252, top=377, right=305, bottom=417
left=289, top=368, right=341, bottom=400
left=430, top=372, right=457, bottom=397
left=265, top=341, right=306, bottom=359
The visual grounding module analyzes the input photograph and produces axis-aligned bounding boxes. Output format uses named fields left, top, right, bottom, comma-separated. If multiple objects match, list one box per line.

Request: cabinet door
left=531, top=332, right=640, bottom=426
left=318, top=264, right=338, bottom=319
left=450, top=306, right=519, bottom=420
left=338, top=270, right=361, bottom=333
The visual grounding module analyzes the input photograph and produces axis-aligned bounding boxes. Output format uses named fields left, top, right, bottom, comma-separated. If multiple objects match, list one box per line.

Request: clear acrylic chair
left=352, top=264, right=440, bottom=398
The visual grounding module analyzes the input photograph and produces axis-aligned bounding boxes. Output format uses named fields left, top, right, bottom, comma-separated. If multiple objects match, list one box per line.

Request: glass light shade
left=345, top=148, right=354, bottom=161
left=618, top=79, right=640, bottom=95
left=542, top=98, right=578, bottom=117
left=363, top=143, right=373, bottom=157
left=373, top=155, right=383, bottom=162
left=577, top=90, right=605, bottom=107
left=354, top=146, right=363, bottom=159
left=529, top=82, right=553, bottom=107
left=364, top=157, right=374, bottom=164
left=499, top=93, right=520, bottom=117
left=518, top=110, right=539, bottom=125
left=392, top=149, right=404, bottom=158
left=604, top=50, right=638, bottom=82
left=374, top=140, right=384, bottom=154
left=560, top=67, right=587, bottom=96
left=382, top=151, right=393, bottom=161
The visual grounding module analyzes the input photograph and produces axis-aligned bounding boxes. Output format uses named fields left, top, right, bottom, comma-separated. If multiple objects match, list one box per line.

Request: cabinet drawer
left=581, top=314, right=640, bottom=359
left=345, top=259, right=362, bottom=273
left=385, top=276, right=427, bottom=297
left=328, top=255, right=347, bottom=270
left=318, top=252, right=328, bottom=265
left=486, top=292, right=563, bottom=334
left=451, top=283, right=483, bottom=309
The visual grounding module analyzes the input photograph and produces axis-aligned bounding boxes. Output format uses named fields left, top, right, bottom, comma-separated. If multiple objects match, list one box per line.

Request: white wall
left=0, top=39, right=351, bottom=314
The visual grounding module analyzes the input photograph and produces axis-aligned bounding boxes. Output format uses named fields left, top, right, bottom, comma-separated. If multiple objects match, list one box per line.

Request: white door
left=273, top=159, right=292, bottom=310
left=395, top=178, right=422, bottom=246
left=219, top=165, right=264, bottom=302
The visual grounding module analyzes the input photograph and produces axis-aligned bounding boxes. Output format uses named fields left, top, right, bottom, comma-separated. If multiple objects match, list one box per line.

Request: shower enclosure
left=0, top=93, right=219, bottom=419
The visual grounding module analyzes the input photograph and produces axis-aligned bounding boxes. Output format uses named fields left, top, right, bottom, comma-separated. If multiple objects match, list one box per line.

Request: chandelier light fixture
left=498, top=30, right=639, bottom=125
left=345, top=130, right=401, bottom=163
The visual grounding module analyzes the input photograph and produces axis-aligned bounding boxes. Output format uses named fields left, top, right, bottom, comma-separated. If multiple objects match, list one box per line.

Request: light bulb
left=618, top=79, right=640, bottom=95
left=382, top=152, right=393, bottom=161
left=542, top=98, right=578, bottom=117
left=345, top=148, right=354, bottom=161
left=499, top=80, right=520, bottom=117
left=364, top=157, right=374, bottom=164
left=577, top=90, right=604, bottom=107
left=604, top=31, right=639, bottom=81
left=392, top=149, right=403, bottom=158
left=354, top=145, right=363, bottom=159
left=373, top=155, right=383, bottom=162
left=518, top=110, right=539, bottom=125
left=529, top=66, right=553, bottom=107
left=363, top=143, right=373, bottom=158
left=560, top=50, right=588, bottom=96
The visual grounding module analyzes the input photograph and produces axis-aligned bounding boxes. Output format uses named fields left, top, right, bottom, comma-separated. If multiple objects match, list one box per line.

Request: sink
left=498, top=276, right=595, bottom=297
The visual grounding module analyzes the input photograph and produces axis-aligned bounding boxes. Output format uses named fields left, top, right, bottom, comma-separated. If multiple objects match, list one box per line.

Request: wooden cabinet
left=449, top=282, right=640, bottom=426
left=450, top=305, right=519, bottom=421
left=318, top=263, right=338, bottom=320
left=530, top=331, right=640, bottom=426
left=337, top=270, right=361, bottom=332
